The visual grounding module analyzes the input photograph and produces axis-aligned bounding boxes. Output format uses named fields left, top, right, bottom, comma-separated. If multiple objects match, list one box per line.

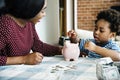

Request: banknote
left=114, top=62, right=120, bottom=73
left=96, top=57, right=120, bottom=80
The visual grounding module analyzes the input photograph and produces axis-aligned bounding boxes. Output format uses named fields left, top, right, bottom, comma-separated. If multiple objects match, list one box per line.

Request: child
left=68, top=9, right=120, bottom=61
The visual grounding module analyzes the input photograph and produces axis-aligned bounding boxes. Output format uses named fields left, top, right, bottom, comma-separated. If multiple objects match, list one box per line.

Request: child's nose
left=95, top=30, right=99, bottom=34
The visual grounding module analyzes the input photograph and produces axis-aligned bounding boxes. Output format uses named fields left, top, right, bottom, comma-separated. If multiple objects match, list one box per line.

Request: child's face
left=30, top=0, right=47, bottom=24
left=93, top=19, right=114, bottom=43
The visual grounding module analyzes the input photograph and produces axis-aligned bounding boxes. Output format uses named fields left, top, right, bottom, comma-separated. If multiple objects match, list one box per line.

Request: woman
left=0, top=0, right=62, bottom=66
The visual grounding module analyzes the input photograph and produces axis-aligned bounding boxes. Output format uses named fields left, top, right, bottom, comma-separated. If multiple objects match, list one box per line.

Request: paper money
left=114, top=62, right=120, bottom=73
left=96, top=57, right=120, bottom=80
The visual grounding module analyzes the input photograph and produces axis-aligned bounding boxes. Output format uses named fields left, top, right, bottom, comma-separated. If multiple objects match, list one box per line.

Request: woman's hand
left=24, top=52, right=43, bottom=65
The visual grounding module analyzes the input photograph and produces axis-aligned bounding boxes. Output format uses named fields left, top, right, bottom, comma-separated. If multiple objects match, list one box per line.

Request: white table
left=0, top=55, right=98, bottom=80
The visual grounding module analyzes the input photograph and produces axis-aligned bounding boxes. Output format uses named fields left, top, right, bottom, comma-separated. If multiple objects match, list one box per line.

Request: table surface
left=0, top=55, right=98, bottom=80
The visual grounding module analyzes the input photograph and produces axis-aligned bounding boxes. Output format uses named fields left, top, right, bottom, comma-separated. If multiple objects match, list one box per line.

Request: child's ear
left=110, top=32, right=116, bottom=38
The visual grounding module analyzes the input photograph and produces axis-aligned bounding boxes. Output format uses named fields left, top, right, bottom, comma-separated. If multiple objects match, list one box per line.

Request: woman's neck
left=6, top=14, right=28, bottom=27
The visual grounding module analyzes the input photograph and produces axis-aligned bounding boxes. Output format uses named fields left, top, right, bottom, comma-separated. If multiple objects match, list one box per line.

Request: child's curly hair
left=95, top=9, right=120, bottom=35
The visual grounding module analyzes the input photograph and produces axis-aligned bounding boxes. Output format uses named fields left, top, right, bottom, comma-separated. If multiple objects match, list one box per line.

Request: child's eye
left=100, top=30, right=104, bottom=33
left=94, top=25, right=98, bottom=31
left=94, top=27, right=98, bottom=31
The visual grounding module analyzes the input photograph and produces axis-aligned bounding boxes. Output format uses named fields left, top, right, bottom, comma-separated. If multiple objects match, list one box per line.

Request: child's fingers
left=68, top=30, right=74, bottom=37
left=67, top=30, right=77, bottom=38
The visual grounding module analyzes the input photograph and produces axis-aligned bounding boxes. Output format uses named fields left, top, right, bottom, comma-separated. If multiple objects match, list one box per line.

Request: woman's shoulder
left=0, top=15, right=12, bottom=22
left=0, top=15, right=14, bottom=28
left=0, top=15, right=17, bottom=36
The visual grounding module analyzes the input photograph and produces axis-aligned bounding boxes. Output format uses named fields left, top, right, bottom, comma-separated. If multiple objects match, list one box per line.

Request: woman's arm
left=6, top=52, right=43, bottom=65
left=32, top=39, right=62, bottom=56
left=31, top=26, right=62, bottom=56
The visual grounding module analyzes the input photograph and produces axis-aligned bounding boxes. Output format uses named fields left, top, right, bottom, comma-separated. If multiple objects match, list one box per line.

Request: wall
left=35, top=0, right=60, bottom=45
left=59, top=0, right=74, bottom=36
left=66, top=0, right=74, bottom=32
left=77, top=0, right=120, bottom=31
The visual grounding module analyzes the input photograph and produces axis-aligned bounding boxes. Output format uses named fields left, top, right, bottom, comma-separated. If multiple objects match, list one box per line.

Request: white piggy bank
left=62, top=41, right=80, bottom=61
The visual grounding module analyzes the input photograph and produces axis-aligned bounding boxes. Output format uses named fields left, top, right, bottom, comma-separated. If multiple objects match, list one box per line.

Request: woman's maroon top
left=0, top=15, right=60, bottom=65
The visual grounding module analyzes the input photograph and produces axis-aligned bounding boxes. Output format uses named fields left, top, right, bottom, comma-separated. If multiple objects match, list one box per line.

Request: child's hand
left=80, top=52, right=88, bottom=57
left=84, top=41, right=96, bottom=52
left=68, top=30, right=78, bottom=43
left=68, top=30, right=77, bottom=38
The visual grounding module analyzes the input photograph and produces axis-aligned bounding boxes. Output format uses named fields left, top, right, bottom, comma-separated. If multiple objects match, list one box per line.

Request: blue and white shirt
left=79, top=39, right=120, bottom=58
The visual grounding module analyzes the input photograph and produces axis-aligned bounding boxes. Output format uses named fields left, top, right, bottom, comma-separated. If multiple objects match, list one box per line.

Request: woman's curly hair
left=95, top=9, right=120, bottom=35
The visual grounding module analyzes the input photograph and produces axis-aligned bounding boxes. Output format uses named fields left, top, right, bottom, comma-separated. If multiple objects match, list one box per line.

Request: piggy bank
left=62, top=41, right=80, bottom=61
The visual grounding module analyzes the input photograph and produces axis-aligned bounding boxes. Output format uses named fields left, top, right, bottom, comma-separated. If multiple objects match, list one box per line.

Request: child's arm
left=84, top=41, right=120, bottom=61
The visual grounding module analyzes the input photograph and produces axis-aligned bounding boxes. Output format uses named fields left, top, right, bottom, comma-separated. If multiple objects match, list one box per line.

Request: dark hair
left=111, top=6, right=120, bottom=12
left=0, top=0, right=5, bottom=8
left=95, top=9, right=120, bottom=35
left=0, top=0, right=45, bottom=19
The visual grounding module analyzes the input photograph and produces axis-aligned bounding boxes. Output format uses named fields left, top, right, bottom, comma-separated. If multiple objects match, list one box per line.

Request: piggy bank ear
left=76, top=43, right=79, bottom=45
left=74, top=43, right=79, bottom=47
left=64, top=41, right=70, bottom=47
